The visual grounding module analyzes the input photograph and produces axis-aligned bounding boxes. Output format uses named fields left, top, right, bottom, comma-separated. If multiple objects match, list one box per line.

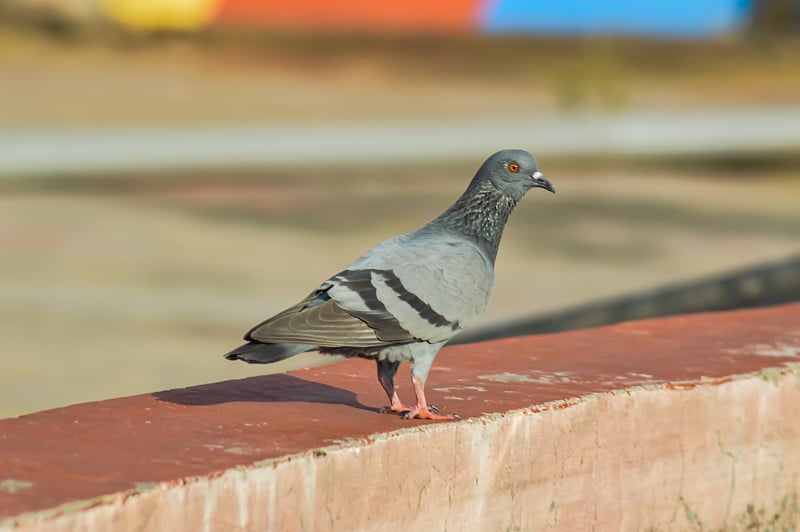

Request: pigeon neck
left=429, top=180, right=518, bottom=263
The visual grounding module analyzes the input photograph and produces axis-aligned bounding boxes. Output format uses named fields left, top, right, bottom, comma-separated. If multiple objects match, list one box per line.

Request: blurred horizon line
left=3, top=105, right=800, bottom=179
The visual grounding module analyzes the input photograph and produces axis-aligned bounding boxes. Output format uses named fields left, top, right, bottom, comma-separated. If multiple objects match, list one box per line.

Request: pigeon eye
left=508, top=163, right=520, bottom=173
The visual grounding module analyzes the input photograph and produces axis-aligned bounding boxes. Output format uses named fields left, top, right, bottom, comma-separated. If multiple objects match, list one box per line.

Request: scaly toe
left=379, top=405, right=411, bottom=415
left=403, top=407, right=456, bottom=421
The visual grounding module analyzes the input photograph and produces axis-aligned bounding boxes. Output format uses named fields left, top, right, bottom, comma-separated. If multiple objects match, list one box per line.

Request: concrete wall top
left=1, top=303, right=800, bottom=529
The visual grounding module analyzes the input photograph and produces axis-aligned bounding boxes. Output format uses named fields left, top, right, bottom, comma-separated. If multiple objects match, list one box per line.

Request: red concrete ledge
left=2, top=304, right=800, bottom=530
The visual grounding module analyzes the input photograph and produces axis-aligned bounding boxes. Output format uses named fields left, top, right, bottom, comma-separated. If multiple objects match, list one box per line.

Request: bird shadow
left=153, top=373, right=376, bottom=413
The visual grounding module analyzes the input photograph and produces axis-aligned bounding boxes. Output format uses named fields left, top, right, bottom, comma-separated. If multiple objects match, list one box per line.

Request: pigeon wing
left=246, top=236, right=493, bottom=347
left=244, top=289, right=391, bottom=347
left=329, top=236, right=495, bottom=343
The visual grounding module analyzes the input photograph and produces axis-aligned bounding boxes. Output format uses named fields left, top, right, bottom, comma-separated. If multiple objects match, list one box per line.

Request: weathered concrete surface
left=2, top=303, right=800, bottom=530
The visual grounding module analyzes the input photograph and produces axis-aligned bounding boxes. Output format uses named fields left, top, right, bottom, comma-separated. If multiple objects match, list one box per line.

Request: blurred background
left=1, top=0, right=799, bottom=418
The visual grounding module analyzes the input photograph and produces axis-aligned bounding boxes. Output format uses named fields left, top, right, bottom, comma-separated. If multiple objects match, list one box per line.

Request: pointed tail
left=224, top=342, right=316, bottom=364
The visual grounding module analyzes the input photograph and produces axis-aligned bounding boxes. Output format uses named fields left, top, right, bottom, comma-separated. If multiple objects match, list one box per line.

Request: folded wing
left=246, top=236, right=494, bottom=347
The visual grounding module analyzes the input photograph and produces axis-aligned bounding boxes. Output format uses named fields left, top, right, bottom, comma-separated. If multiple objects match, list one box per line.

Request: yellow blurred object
left=102, top=0, right=220, bottom=31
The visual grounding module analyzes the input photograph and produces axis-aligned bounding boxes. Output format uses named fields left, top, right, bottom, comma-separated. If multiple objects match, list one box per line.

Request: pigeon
left=225, top=149, right=555, bottom=420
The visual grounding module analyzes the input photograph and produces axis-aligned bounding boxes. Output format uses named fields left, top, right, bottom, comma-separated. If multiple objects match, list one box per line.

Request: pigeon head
left=426, top=148, right=555, bottom=263
left=476, top=149, right=555, bottom=201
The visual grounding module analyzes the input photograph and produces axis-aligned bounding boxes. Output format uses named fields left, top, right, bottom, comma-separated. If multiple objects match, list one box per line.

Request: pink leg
left=380, top=390, right=411, bottom=414
left=403, top=374, right=456, bottom=421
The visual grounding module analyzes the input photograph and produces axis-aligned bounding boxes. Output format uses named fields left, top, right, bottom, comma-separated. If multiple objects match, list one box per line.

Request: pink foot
left=379, top=404, right=412, bottom=415
left=403, top=374, right=459, bottom=420
left=402, top=406, right=458, bottom=421
left=378, top=393, right=412, bottom=415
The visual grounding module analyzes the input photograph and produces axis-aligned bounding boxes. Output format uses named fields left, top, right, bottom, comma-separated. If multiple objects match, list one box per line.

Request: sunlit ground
left=2, top=28, right=800, bottom=127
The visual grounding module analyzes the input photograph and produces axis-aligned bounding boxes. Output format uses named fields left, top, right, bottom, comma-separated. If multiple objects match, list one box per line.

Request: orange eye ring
left=508, top=162, right=520, bottom=173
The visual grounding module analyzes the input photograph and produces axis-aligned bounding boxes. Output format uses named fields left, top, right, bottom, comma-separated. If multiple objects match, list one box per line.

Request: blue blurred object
left=485, top=0, right=754, bottom=37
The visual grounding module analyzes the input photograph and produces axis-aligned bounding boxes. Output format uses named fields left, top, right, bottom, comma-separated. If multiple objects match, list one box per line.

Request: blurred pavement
left=3, top=106, right=800, bottom=177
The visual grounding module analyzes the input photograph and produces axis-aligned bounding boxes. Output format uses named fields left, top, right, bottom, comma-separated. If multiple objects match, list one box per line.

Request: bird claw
left=379, top=405, right=412, bottom=415
left=402, top=407, right=457, bottom=421
left=378, top=403, right=452, bottom=419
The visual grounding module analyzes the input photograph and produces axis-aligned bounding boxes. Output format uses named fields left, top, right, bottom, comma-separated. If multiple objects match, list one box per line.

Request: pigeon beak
left=532, top=171, right=555, bottom=194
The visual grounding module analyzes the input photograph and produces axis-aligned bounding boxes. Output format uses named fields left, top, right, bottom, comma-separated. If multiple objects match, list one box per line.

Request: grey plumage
left=225, top=148, right=555, bottom=419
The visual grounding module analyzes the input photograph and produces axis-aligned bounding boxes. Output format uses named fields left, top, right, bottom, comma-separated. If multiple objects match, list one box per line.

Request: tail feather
left=224, top=342, right=316, bottom=364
